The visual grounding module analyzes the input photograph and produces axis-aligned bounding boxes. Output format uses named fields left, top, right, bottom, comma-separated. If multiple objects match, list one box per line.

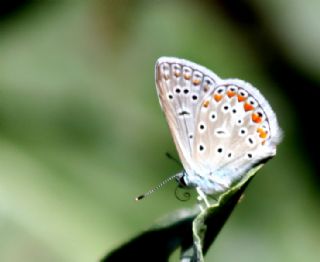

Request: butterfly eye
left=172, top=64, right=181, bottom=77
left=227, top=85, right=238, bottom=98
left=183, top=66, right=192, bottom=80
left=237, top=89, right=248, bottom=102
left=192, top=71, right=202, bottom=86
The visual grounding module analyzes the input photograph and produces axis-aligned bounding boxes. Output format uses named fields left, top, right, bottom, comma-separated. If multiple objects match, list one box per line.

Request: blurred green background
left=0, top=0, right=319, bottom=261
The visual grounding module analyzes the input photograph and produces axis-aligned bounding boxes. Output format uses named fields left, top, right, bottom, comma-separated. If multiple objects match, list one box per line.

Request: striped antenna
left=135, top=174, right=180, bottom=201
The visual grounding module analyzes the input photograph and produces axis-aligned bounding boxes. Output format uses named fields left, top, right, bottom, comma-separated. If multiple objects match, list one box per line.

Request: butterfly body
left=155, top=57, right=282, bottom=197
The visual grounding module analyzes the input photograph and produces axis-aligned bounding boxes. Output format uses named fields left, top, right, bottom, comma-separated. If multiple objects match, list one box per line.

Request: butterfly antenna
left=135, top=174, right=179, bottom=201
left=165, top=152, right=183, bottom=168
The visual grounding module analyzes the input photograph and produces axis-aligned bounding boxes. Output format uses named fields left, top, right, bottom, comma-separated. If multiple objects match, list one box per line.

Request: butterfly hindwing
left=192, top=79, right=281, bottom=188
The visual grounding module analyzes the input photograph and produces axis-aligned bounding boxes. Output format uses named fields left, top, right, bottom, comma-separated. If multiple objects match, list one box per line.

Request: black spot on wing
left=178, top=110, right=191, bottom=116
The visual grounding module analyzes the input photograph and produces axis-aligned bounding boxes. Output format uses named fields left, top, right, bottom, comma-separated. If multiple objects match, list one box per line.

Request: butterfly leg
left=196, top=187, right=210, bottom=208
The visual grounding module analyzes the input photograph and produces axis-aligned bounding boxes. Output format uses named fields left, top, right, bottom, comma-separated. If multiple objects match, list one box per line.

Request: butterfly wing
left=155, top=57, right=282, bottom=195
left=155, top=57, right=221, bottom=175
left=191, top=78, right=282, bottom=189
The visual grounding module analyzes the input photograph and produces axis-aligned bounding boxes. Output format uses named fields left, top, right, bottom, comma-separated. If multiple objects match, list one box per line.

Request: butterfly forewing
left=155, top=58, right=220, bottom=174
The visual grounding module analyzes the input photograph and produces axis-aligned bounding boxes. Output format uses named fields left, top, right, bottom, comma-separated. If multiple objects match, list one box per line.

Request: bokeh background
left=0, top=0, right=319, bottom=261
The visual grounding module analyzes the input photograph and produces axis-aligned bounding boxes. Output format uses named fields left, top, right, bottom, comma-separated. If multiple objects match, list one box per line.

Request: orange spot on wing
left=214, top=94, right=223, bottom=102
left=238, top=95, right=246, bottom=102
left=183, top=74, right=191, bottom=80
left=244, top=103, right=254, bottom=111
left=203, top=100, right=210, bottom=108
left=227, top=91, right=235, bottom=98
left=193, top=79, right=201, bottom=85
left=257, top=128, right=268, bottom=138
left=252, top=113, right=262, bottom=123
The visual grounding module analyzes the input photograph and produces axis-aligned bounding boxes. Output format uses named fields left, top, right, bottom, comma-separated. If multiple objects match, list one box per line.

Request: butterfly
left=154, top=57, right=282, bottom=205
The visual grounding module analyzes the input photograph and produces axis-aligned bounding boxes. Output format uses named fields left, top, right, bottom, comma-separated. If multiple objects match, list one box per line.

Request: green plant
left=102, top=165, right=263, bottom=261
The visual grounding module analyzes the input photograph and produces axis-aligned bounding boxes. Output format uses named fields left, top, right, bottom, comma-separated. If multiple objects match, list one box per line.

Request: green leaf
left=191, top=164, right=263, bottom=261
left=102, top=164, right=263, bottom=262
left=101, top=208, right=198, bottom=262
